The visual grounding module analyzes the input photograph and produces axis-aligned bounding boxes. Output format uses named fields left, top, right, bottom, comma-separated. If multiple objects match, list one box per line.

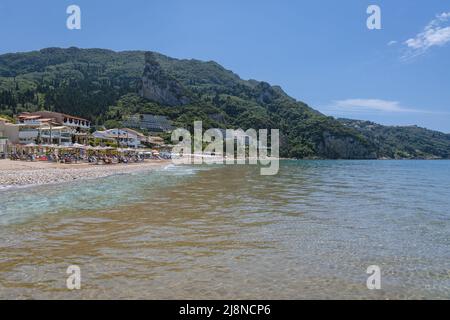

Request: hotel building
left=18, top=111, right=91, bottom=145
left=92, top=128, right=141, bottom=148
left=122, top=114, right=173, bottom=133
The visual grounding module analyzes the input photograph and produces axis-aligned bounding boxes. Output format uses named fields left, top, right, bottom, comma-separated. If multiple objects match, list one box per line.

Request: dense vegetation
left=338, top=119, right=450, bottom=159
left=0, top=47, right=448, bottom=159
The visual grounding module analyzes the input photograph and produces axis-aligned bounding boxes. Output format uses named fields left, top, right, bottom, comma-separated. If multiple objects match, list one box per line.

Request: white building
left=18, top=112, right=91, bottom=144
left=40, top=126, right=72, bottom=145
left=0, top=117, right=19, bottom=155
left=92, top=128, right=141, bottom=148
left=122, top=114, right=173, bottom=133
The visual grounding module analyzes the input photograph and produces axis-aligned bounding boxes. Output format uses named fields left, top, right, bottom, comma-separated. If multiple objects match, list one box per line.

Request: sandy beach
left=0, top=159, right=171, bottom=188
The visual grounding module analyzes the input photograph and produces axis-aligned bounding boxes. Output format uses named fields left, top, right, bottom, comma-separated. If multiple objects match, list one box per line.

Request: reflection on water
left=0, top=161, right=450, bottom=299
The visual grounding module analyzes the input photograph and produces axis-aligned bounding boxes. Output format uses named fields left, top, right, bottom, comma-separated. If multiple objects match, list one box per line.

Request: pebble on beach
left=0, top=161, right=169, bottom=188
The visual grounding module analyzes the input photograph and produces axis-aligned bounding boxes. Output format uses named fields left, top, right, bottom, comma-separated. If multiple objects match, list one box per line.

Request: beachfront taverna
left=0, top=111, right=91, bottom=153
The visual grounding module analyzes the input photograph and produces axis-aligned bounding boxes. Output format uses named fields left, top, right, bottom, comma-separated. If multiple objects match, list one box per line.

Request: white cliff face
left=140, top=52, right=190, bottom=106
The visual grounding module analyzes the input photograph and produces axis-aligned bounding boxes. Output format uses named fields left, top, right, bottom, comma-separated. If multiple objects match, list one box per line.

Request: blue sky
left=1, top=0, right=449, bottom=132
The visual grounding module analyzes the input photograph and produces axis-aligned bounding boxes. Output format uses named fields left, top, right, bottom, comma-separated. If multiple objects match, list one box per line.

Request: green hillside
left=338, top=119, right=450, bottom=159
left=0, top=47, right=447, bottom=159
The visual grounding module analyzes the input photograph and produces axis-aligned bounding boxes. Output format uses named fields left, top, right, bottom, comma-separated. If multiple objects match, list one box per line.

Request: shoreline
left=2, top=157, right=448, bottom=190
left=0, top=159, right=172, bottom=190
left=285, top=157, right=450, bottom=161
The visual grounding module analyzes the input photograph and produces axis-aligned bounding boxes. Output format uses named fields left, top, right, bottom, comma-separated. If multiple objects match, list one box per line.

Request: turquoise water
left=0, top=160, right=449, bottom=299
left=0, top=165, right=202, bottom=225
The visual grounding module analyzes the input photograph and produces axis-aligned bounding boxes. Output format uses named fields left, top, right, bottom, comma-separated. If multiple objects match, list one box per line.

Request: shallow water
left=0, top=160, right=449, bottom=299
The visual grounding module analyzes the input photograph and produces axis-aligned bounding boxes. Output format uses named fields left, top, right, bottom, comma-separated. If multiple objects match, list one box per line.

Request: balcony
left=63, top=119, right=91, bottom=129
left=20, top=120, right=41, bottom=125
left=19, top=131, right=38, bottom=139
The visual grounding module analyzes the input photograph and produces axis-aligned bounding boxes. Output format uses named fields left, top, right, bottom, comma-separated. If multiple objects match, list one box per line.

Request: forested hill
left=0, top=47, right=448, bottom=159
left=338, top=119, right=450, bottom=159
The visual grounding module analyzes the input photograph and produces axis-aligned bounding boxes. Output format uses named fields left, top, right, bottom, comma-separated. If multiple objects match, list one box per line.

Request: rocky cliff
left=140, top=52, right=190, bottom=106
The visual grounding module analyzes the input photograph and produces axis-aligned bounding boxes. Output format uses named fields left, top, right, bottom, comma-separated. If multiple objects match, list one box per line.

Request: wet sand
left=0, top=159, right=171, bottom=188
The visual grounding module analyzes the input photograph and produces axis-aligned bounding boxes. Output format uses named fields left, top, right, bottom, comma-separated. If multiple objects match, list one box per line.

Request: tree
left=104, top=119, right=122, bottom=129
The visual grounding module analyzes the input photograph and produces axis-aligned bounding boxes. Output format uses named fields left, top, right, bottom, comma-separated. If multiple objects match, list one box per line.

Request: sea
left=0, top=160, right=449, bottom=299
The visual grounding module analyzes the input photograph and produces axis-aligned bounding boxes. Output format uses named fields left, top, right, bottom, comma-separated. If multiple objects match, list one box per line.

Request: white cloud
left=402, top=11, right=450, bottom=59
left=329, top=99, right=418, bottom=113
left=387, top=40, right=397, bottom=46
left=323, top=99, right=450, bottom=116
left=437, top=12, right=450, bottom=19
